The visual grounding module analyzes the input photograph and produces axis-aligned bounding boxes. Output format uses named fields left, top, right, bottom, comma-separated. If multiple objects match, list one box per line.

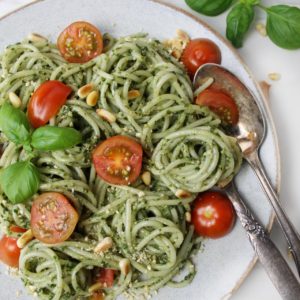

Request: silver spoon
left=191, top=64, right=300, bottom=298
left=194, top=63, right=300, bottom=276
left=226, top=182, right=300, bottom=299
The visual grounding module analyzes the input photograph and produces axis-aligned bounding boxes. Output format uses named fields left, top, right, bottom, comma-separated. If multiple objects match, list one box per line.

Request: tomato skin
left=96, top=268, right=114, bottom=287
left=195, top=88, right=239, bottom=125
left=28, top=80, right=72, bottom=128
left=9, top=225, right=26, bottom=234
left=191, top=191, right=236, bottom=239
left=181, top=39, right=221, bottom=77
left=31, top=192, right=79, bottom=244
left=0, top=225, right=27, bottom=268
left=58, top=21, right=103, bottom=63
left=93, top=135, right=143, bottom=185
left=0, top=235, right=21, bottom=268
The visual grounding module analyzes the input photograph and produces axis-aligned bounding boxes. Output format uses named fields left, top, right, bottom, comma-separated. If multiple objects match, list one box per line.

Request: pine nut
left=8, top=92, right=22, bottom=108
left=119, top=258, right=131, bottom=275
left=27, top=33, right=48, bottom=43
left=171, top=49, right=182, bottom=59
left=176, top=29, right=190, bottom=44
left=256, top=23, right=267, bottom=37
left=88, top=282, right=104, bottom=293
left=175, top=189, right=191, bottom=199
left=185, top=212, right=191, bottom=223
left=86, top=90, right=99, bottom=106
left=128, top=89, right=140, bottom=100
left=141, top=171, right=151, bottom=186
left=268, top=73, right=281, bottom=81
left=96, top=109, right=116, bottom=123
left=77, top=83, right=94, bottom=98
left=94, top=237, right=113, bottom=254
left=17, top=229, right=34, bottom=248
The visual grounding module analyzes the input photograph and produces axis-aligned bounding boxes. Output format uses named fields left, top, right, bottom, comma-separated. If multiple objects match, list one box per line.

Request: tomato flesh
left=0, top=235, right=21, bottom=268
left=31, top=192, right=79, bottom=244
left=196, top=88, right=239, bottom=125
left=191, top=191, right=236, bottom=239
left=28, top=80, right=72, bottom=128
left=58, top=21, right=103, bottom=63
left=93, top=135, right=143, bottom=185
left=181, top=38, right=221, bottom=77
left=96, top=268, right=115, bottom=288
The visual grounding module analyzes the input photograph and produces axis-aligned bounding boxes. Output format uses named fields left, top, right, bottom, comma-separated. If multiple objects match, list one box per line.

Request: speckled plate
left=0, top=0, right=280, bottom=299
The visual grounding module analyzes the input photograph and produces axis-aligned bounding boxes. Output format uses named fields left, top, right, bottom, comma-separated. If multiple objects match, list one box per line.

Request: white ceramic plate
left=0, top=0, right=280, bottom=299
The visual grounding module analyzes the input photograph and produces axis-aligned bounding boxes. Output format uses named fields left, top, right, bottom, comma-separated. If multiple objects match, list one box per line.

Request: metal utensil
left=225, top=183, right=300, bottom=299
left=194, top=63, right=300, bottom=276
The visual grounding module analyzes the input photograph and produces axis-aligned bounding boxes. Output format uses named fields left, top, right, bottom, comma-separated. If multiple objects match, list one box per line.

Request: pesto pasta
left=0, top=32, right=242, bottom=300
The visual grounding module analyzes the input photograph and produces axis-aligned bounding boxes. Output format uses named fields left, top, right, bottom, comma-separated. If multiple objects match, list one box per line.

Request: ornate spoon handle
left=245, top=150, right=300, bottom=277
left=226, top=183, right=300, bottom=300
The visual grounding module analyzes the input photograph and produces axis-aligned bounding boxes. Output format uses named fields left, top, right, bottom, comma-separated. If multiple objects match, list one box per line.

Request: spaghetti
left=0, top=33, right=241, bottom=299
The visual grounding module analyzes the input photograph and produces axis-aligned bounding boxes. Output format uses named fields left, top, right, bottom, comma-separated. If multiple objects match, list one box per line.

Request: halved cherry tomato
left=28, top=80, right=72, bottom=128
left=191, top=191, right=236, bottom=239
left=93, top=135, right=143, bottom=185
left=95, top=268, right=115, bottom=288
left=31, top=192, right=79, bottom=244
left=181, top=39, right=221, bottom=77
left=196, top=88, right=239, bottom=125
left=58, top=21, right=103, bottom=63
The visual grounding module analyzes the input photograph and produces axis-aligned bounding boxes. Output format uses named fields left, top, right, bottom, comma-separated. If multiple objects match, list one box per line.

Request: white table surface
left=0, top=0, right=300, bottom=299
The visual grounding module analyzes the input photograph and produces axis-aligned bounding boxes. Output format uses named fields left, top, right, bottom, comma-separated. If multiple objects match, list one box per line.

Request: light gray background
left=0, top=1, right=299, bottom=299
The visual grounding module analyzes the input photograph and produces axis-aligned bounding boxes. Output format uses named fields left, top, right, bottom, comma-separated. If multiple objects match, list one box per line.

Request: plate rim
left=0, top=0, right=281, bottom=299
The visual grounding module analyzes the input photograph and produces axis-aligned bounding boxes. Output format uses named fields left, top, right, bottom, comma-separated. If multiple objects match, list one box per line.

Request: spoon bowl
left=194, top=63, right=265, bottom=154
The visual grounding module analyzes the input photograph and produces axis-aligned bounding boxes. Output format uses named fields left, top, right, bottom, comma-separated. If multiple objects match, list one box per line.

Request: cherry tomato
left=95, top=268, right=115, bottom=288
left=93, top=135, right=143, bottom=185
left=28, top=80, right=72, bottom=128
left=196, top=88, right=239, bottom=125
left=31, top=192, right=79, bottom=244
left=0, top=225, right=26, bottom=267
left=58, top=21, right=103, bottom=63
left=181, top=39, right=221, bottom=77
left=191, top=191, right=236, bottom=239
left=0, top=231, right=23, bottom=268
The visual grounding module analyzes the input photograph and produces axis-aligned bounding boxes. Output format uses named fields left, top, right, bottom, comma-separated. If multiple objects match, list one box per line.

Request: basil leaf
left=0, top=161, right=40, bottom=204
left=226, top=3, right=255, bottom=48
left=266, top=5, right=300, bottom=50
left=31, top=126, right=82, bottom=151
left=240, top=0, right=260, bottom=4
left=0, top=103, right=31, bottom=145
left=185, top=0, right=234, bottom=16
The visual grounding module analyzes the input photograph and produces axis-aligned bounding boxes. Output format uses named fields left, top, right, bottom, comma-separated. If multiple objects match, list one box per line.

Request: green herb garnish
left=0, top=103, right=82, bottom=203
left=185, top=0, right=300, bottom=50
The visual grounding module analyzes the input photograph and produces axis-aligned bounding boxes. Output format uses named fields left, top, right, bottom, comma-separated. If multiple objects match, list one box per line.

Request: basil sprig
left=0, top=103, right=82, bottom=204
left=226, top=3, right=254, bottom=48
left=185, top=0, right=234, bottom=16
left=0, top=161, right=40, bottom=204
left=186, top=0, right=300, bottom=50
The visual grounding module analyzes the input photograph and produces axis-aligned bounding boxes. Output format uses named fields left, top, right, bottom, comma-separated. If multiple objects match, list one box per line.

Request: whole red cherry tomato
left=191, top=191, right=236, bottom=238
